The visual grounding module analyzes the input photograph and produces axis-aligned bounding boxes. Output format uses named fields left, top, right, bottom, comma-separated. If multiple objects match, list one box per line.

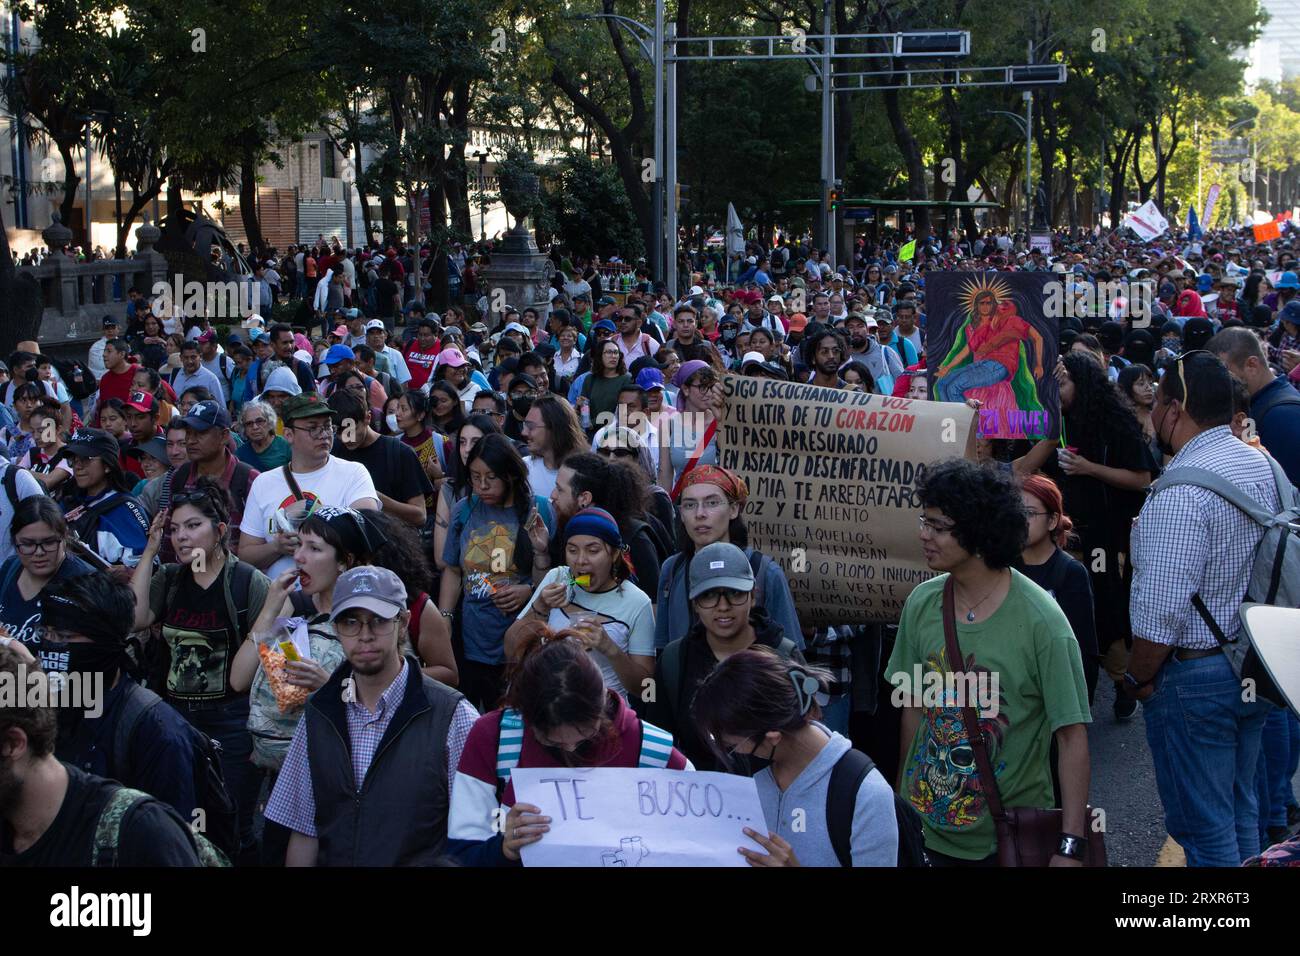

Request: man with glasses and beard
left=237, top=394, right=380, bottom=579
left=265, top=566, right=478, bottom=866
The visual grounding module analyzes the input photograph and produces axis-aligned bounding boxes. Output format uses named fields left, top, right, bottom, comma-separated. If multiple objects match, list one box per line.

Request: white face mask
left=385, top=413, right=400, bottom=433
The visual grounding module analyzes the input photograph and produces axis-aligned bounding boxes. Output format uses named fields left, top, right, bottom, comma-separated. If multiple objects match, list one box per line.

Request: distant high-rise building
left=1253, top=0, right=1300, bottom=84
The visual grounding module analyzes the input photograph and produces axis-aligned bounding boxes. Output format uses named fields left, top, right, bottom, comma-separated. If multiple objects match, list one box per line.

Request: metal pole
left=1024, top=90, right=1032, bottom=235
left=85, top=123, right=92, bottom=249
left=820, top=0, right=833, bottom=266
left=652, top=0, right=665, bottom=285
left=1251, top=136, right=1257, bottom=216
left=666, top=23, right=678, bottom=299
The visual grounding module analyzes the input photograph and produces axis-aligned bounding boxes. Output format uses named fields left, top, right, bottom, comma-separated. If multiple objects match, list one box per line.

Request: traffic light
left=827, top=188, right=840, bottom=212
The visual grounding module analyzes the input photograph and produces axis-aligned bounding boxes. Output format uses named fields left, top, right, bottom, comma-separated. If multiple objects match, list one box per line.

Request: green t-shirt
left=885, top=569, right=1091, bottom=860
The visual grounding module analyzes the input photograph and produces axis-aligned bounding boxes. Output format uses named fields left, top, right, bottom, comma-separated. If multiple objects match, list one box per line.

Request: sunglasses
left=1162, top=349, right=1212, bottom=408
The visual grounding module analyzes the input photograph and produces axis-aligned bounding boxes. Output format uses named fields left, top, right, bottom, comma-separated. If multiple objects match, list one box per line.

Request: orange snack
left=258, top=642, right=310, bottom=713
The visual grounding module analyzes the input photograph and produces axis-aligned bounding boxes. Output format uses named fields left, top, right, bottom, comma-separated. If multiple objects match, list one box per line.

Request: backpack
left=162, top=557, right=260, bottom=644
left=826, top=747, right=927, bottom=867
left=92, top=784, right=230, bottom=867
left=66, top=492, right=142, bottom=554
left=1253, top=383, right=1300, bottom=425
left=2, top=463, right=20, bottom=512
left=1147, top=453, right=1300, bottom=707
left=494, top=706, right=674, bottom=798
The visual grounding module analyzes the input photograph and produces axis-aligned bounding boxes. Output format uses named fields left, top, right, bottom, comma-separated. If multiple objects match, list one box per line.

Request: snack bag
left=257, top=619, right=312, bottom=714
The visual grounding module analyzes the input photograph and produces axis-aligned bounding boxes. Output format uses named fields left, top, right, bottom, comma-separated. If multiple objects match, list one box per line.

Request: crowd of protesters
left=1, top=219, right=1298, bottom=870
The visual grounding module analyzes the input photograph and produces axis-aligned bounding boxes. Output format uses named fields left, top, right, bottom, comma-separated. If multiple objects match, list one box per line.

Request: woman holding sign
left=447, top=625, right=689, bottom=867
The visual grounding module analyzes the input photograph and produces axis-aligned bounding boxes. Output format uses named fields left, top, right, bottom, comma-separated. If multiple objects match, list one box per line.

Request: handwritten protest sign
left=925, top=272, right=1059, bottom=441
left=512, top=767, right=765, bottom=867
left=717, top=375, right=976, bottom=625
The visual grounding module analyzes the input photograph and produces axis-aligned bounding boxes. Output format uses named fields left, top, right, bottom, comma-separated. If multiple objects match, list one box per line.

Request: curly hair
left=1059, top=351, right=1145, bottom=463
left=917, top=458, right=1027, bottom=569
left=364, top=509, right=433, bottom=602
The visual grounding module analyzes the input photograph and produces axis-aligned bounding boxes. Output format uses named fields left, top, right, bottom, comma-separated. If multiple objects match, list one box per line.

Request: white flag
left=1122, top=200, right=1170, bottom=242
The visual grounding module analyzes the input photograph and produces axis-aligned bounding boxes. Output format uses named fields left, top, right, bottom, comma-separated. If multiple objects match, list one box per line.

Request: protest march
left=1, top=9, right=1299, bottom=941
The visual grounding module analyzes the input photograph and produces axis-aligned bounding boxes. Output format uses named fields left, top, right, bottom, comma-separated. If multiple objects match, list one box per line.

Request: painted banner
left=716, top=376, right=977, bottom=625
left=1201, top=182, right=1222, bottom=230
left=924, top=271, right=1060, bottom=441
left=1254, top=221, right=1281, bottom=243
left=513, top=767, right=765, bottom=867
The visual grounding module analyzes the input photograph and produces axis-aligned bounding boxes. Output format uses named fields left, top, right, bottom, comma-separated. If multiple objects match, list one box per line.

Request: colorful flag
left=899, top=239, right=916, bottom=262
left=1201, top=183, right=1221, bottom=230
left=1253, top=221, right=1281, bottom=243
left=1122, top=200, right=1170, bottom=242
left=1187, top=206, right=1202, bottom=239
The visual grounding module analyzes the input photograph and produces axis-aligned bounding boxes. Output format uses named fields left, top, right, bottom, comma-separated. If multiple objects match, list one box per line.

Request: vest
left=305, top=657, right=463, bottom=866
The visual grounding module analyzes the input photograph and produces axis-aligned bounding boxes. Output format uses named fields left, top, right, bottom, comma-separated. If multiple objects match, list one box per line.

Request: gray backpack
left=1148, top=453, right=1300, bottom=706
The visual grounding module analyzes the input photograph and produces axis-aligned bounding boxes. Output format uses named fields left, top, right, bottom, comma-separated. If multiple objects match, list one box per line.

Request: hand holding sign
left=511, top=767, right=765, bottom=867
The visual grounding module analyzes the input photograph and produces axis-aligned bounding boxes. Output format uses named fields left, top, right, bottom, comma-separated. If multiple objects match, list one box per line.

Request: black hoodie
left=644, top=607, right=803, bottom=771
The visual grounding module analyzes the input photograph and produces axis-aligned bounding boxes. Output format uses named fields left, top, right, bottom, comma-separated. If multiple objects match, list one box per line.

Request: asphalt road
left=1088, top=680, right=1300, bottom=867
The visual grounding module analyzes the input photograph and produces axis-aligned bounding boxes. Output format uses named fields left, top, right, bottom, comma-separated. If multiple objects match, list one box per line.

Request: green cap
left=280, top=393, right=337, bottom=424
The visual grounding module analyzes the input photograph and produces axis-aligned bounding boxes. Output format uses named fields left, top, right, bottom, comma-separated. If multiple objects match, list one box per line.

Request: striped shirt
left=1130, top=426, right=1281, bottom=649
left=265, top=659, right=479, bottom=837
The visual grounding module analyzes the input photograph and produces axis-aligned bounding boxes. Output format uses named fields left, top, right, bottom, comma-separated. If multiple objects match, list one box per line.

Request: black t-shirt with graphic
left=149, top=565, right=246, bottom=704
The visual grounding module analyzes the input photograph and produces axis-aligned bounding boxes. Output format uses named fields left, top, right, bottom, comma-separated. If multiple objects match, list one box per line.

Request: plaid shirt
left=804, top=626, right=855, bottom=699
left=265, top=659, right=479, bottom=837
left=1131, top=427, right=1281, bottom=649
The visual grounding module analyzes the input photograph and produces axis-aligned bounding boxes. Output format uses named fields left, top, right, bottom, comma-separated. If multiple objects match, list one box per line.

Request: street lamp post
left=986, top=107, right=1031, bottom=232
left=472, top=149, right=489, bottom=241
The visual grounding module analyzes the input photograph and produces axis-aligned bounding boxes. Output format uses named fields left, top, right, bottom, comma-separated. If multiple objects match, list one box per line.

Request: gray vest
left=305, top=659, right=463, bottom=866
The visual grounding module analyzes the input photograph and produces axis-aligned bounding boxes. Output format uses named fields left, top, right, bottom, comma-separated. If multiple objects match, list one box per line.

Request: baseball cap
left=437, top=348, right=468, bottom=368
left=635, top=368, right=666, bottom=392
left=64, top=427, right=120, bottom=463
left=592, top=319, right=617, bottom=333
left=197, top=329, right=216, bottom=343
left=365, top=319, right=387, bottom=333
left=280, top=393, right=337, bottom=424
left=688, top=542, right=755, bottom=600
left=329, top=565, right=408, bottom=622
left=740, top=350, right=768, bottom=370
left=179, top=400, right=231, bottom=431
left=689, top=285, right=705, bottom=296
left=346, top=308, right=361, bottom=319
left=102, top=315, right=120, bottom=329
left=323, top=344, right=355, bottom=366
left=786, top=313, right=808, bottom=332
left=123, top=390, right=158, bottom=415
left=469, top=322, right=490, bottom=335
left=248, top=328, right=269, bottom=344
left=504, top=322, right=530, bottom=337
left=332, top=325, right=349, bottom=339
left=1281, top=300, right=1300, bottom=324
left=124, top=435, right=169, bottom=466
left=597, top=295, right=616, bottom=306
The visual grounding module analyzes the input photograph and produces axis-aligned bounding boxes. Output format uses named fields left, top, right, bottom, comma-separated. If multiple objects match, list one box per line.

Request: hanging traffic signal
left=827, top=188, right=840, bottom=211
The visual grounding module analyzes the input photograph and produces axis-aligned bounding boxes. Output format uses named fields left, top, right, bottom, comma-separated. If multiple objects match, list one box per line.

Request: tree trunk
left=883, top=89, right=930, bottom=239
left=58, top=139, right=82, bottom=236
left=380, top=193, right=398, bottom=244
left=446, top=79, right=473, bottom=240
left=239, top=144, right=266, bottom=256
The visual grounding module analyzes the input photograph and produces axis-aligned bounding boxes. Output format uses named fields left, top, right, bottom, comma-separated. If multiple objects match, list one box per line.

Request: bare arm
left=1013, top=438, right=1057, bottom=476
left=348, top=496, right=381, bottom=511
left=432, top=490, right=452, bottom=571
left=1053, top=723, right=1091, bottom=854
left=377, top=491, right=426, bottom=527
left=415, top=602, right=457, bottom=686
left=238, top=531, right=291, bottom=572
left=285, top=832, right=318, bottom=867
left=438, top=566, right=462, bottom=617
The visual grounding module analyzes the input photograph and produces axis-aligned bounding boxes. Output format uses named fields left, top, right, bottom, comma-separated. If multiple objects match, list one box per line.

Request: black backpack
left=110, top=680, right=239, bottom=860
left=826, top=747, right=927, bottom=867
left=2, top=464, right=20, bottom=511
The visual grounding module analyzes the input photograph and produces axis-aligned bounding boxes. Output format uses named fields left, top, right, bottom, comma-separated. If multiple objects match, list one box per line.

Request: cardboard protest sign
left=512, top=767, right=765, bottom=867
left=717, top=376, right=977, bottom=625
left=925, top=272, right=1060, bottom=441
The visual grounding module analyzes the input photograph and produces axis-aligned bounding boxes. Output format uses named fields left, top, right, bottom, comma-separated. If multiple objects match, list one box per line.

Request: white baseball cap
left=365, top=319, right=386, bottom=332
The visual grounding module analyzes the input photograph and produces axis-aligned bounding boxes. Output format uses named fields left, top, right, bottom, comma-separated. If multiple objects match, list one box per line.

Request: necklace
left=956, top=573, right=1006, bottom=622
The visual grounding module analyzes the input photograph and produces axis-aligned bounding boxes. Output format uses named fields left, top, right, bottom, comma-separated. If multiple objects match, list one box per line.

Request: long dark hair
left=465, top=432, right=535, bottom=573
left=364, top=509, right=433, bottom=603
left=11, top=495, right=68, bottom=541
left=531, top=393, right=587, bottom=464
left=169, top=476, right=235, bottom=556
left=1060, top=351, right=1145, bottom=461
left=690, top=647, right=832, bottom=769
left=450, top=413, right=501, bottom=499
left=428, top=380, right=467, bottom=433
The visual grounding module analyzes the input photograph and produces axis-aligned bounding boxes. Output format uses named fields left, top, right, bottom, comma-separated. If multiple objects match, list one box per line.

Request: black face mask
left=730, top=737, right=775, bottom=776
left=511, top=395, right=533, bottom=418
left=39, top=636, right=122, bottom=679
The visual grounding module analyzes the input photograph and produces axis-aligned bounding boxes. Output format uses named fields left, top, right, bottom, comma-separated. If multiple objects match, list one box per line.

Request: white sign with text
left=512, top=767, right=765, bottom=867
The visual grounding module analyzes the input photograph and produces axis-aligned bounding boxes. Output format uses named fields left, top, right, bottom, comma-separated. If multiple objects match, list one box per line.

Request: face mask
left=721, top=328, right=737, bottom=342
left=731, top=738, right=775, bottom=777
left=385, top=413, right=400, bottom=432
left=37, top=636, right=121, bottom=679
left=511, top=395, right=533, bottom=418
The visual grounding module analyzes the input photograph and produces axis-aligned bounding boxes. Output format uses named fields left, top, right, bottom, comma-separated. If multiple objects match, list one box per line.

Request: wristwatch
left=1122, top=671, right=1153, bottom=690
left=1057, top=833, right=1088, bottom=860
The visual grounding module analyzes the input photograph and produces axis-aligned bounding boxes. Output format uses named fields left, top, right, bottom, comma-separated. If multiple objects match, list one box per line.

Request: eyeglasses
left=243, top=417, right=268, bottom=428
left=679, top=495, right=729, bottom=514
left=917, top=515, right=957, bottom=535
left=598, top=446, right=638, bottom=459
left=695, top=588, right=751, bottom=609
left=171, top=490, right=211, bottom=508
left=15, top=536, right=63, bottom=555
left=292, top=422, right=335, bottom=438
left=1023, top=509, right=1050, bottom=519
left=335, top=614, right=399, bottom=638
left=686, top=376, right=717, bottom=391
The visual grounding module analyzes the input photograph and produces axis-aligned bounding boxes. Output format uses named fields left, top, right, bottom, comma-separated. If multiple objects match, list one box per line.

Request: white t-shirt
left=239, top=456, right=380, bottom=578
left=518, top=566, right=655, bottom=699
left=524, top=455, right=558, bottom=499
